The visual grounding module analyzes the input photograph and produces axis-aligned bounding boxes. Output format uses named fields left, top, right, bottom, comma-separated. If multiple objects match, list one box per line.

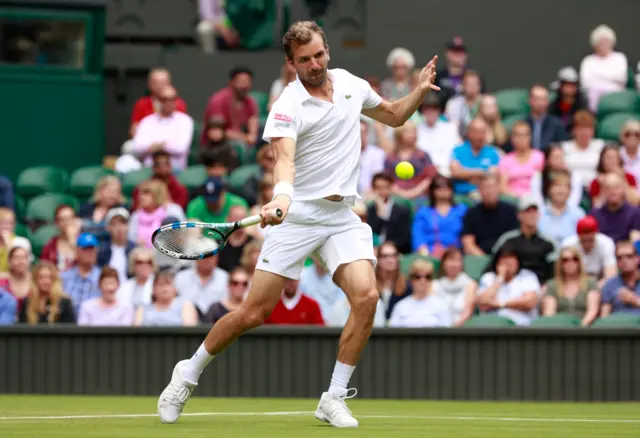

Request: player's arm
left=260, top=137, right=296, bottom=226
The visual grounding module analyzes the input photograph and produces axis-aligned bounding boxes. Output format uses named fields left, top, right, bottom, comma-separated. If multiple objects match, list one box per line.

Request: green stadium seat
left=495, top=89, right=529, bottom=118
left=597, top=112, right=639, bottom=141
left=231, top=141, right=249, bottom=165
left=228, top=164, right=262, bottom=191
left=454, top=194, right=476, bottom=207
left=463, top=314, right=516, bottom=328
left=31, top=224, right=59, bottom=258
left=121, top=168, right=153, bottom=197
left=188, top=121, right=203, bottom=165
left=530, top=313, right=582, bottom=328
left=503, top=113, right=527, bottom=134
left=592, top=313, right=640, bottom=328
left=499, top=194, right=519, bottom=205
left=399, top=253, right=440, bottom=277
left=597, top=90, right=639, bottom=120
left=178, top=165, right=208, bottom=191
left=250, top=90, right=269, bottom=125
left=14, top=223, right=32, bottom=240
left=25, top=193, right=79, bottom=223
left=14, top=196, right=25, bottom=222
left=16, top=166, right=69, bottom=199
left=69, top=166, right=115, bottom=202
left=463, top=254, right=491, bottom=281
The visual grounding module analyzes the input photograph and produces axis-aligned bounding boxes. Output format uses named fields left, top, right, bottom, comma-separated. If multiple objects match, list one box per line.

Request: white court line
left=1, top=411, right=639, bottom=424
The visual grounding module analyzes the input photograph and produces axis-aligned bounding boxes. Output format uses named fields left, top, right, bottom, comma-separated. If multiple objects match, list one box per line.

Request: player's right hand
left=260, top=196, right=290, bottom=228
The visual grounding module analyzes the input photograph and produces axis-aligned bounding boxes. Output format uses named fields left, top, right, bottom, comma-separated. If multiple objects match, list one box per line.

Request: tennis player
left=159, top=20, right=439, bottom=427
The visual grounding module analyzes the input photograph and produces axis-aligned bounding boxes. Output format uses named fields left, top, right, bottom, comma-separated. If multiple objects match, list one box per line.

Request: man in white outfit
left=158, top=20, right=439, bottom=428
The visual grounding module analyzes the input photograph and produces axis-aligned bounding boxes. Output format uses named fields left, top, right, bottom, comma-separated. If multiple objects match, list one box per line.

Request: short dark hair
left=282, top=21, right=328, bottom=60
left=371, top=172, right=394, bottom=186
left=428, top=174, right=454, bottom=206
left=54, top=204, right=75, bottom=221
left=201, top=147, right=232, bottom=169
left=99, top=266, right=120, bottom=284
left=152, top=150, right=171, bottom=163
left=229, top=66, right=253, bottom=80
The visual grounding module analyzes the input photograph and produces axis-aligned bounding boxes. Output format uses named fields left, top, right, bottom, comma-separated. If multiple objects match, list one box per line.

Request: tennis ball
left=395, top=161, right=415, bottom=180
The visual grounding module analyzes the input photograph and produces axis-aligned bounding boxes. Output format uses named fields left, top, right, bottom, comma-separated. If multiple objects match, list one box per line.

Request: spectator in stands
left=412, top=175, right=467, bottom=257
left=434, top=248, right=477, bottom=326
left=0, top=208, right=31, bottom=272
left=132, top=151, right=188, bottom=211
left=0, top=176, right=14, bottom=210
left=61, top=232, right=101, bottom=314
left=78, top=267, right=133, bottom=326
left=450, top=118, right=500, bottom=196
left=590, top=145, right=638, bottom=208
left=562, top=216, right=617, bottom=284
left=20, top=262, right=75, bottom=324
left=196, top=0, right=240, bottom=52
left=247, top=173, right=273, bottom=241
left=204, top=267, right=249, bottom=324
left=352, top=201, right=380, bottom=246
left=381, top=121, right=437, bottom=200
left=461, top=174, right=519, bottom=255
left=366, top=173, right=412, bottom=254
left=600, top=240, right=640, bottom=316
left=299, top=258, right=344, bottom=323
left=562, top=110, right=606, bottom=188
left=590, top=173, right=640, bottom=242
left=202, top=67, right=258, bottom=147
left=526, top=84, right=567, bottom=151
left=389, top=259, right=451, bottom=327
left=268, top=62, right=296, bottom=110
left=327, top=293, right=386, bottom=328
left=359, top=120, right=386, bottom=195
left=538, top=173, right=586, bottom=244
left=381, top=47, right=415, bottom=101
left=549, top=67, right=589, bottom=131
left=580, top=25, right=628, bottom=113
left=130, top=68, right=187, bottom=138
left=265, top=279, right=324, bottom=325
left=186, top=176, right=249, bottom=224
left=0, top=288, right=16, bottom=325
left=619, top=120, right=640, bottom=185
left=202, top=147, right=234, bottom=180
left=135, top=270, right=198, bottom=326
left=445, top=70, right=483, bottom=137
left=97, top=208, right=135, bottom=283
left=132, top=85, right=194, bottom=171
left=175, top=255, right=229, bottom=322
left=530, top=145, right=583, bottom=208
left=435, top=37, right=480, bottom=107
left=129, top=180, right=185, bottom=249
left=218, top=206, right=252, bottom=272
left=79, top=176, right=126, bottom=226
left=117, top=247, right=156, bottom=308
left=230, top=145, right=275, bottom=206
left=0, top=246, right=31, bottom=313
left=493, top=195, right=558, bottom=284
left=542, top=246, right=599, bottom=326
left=416, top=93, right=460, bottom=176
left=201, top=118, right=242, bottom=171
left=239, top=240, right=262, bottom=281
left=41, top=205, right=80, bottom=272
left=374, top=242, right=408, bottom=318
left=477, top=95, right=508, bottom=149
left=499, top=121, right=544, bottom=197
left=477, top=243, right=541, bottom=326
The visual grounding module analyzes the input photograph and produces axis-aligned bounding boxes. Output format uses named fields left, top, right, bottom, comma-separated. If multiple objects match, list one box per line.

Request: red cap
left=576, top=216, right=599, bottom=234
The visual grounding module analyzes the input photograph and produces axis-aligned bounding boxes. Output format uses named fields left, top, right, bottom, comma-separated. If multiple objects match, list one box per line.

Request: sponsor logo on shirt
left=345, top=95, right=352, bottom=99
left=274, top=122, right=290, bottom=129
left=275, top=113, right=293, bottom=123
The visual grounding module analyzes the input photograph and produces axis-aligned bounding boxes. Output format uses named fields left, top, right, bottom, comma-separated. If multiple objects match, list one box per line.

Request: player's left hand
left=260, top=196, right=290, bottom=228
left=417, top=56, right=441, bottom=93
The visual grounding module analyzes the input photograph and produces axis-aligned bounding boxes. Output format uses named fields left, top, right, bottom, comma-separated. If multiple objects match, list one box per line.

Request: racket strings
left=153, top=226, right=224, bottom=258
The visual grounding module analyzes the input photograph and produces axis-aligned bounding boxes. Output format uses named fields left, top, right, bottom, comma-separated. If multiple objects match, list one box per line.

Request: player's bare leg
left=315, top=259, right=378, bottom=428
left=158, top=270, right=286, bottom=423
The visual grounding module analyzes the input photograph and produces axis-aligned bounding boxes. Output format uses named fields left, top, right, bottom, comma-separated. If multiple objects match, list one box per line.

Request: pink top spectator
left=77, top=298, right=134, bottom=326
left=499, top=150, right=545, bottom=196
left=201, top=87, right=257, bottom=144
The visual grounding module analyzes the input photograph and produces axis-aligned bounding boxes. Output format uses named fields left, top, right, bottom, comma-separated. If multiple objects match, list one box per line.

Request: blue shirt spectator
left=601, top=275, right=640, bottom=315
left=601, top=241, right=640, bottom=316
left=538, top=204, right=585, bottom=244
left=0, top=288, right=17, bottom=324
left=61, top=233, right=102, bottom=314
left=299, top=261, right=344, bottom=322
left=450, top=121, right=500, bottom=195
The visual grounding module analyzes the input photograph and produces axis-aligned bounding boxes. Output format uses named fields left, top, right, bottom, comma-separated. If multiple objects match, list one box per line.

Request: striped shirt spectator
left=60, top=233, right=101, bottom=314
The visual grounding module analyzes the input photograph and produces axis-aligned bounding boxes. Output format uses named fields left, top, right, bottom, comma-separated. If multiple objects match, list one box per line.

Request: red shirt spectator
left=265, top=280, right=324, bottom=325
left=131, top=151, right=189, bottom=210
left=590, top=173, right=636, bottom=200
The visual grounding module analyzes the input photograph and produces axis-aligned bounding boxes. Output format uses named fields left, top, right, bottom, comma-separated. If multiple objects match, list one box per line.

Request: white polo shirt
left=262, top=69, right=383, bottom=204
left=561, top=233, right=616, bottom=278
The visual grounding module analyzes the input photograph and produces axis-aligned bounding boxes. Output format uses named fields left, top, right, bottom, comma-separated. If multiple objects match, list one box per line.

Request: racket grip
left=275, top=208, right=283, bottom=218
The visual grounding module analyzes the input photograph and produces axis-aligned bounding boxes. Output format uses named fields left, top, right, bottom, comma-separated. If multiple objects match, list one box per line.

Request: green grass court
left=0, top=396, right=638, bottom=437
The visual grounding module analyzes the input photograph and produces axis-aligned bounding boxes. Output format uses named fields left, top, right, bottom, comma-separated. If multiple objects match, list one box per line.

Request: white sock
left=183, top=343, right=215, bottom=383
left=327, top=361, right=355, bottom=396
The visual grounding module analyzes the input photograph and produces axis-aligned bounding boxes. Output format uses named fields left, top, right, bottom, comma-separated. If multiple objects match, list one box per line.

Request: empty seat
left=495, top=89, right=529, bottom=118
left=530, top=313, right=582, bottom=328
left=16, top=166, right=69, bottom=199
left=25, top=193, right=79, bottom=223
left=178, top=165, right=208, bottom=191
left=597, top=90, right=639, bottom=120
left=250, top=90, right=269, bottom=124
left=31, top=224, right=59, bottom=258
left=597, top=112, right=639, bottom=141
left=69, top=166, right=115, bottom=202
left=227, top=164, right=262, bottom=191
left=503, top=113, right=528, bottom=134
left=463, top=314, right=516, bottom=327
left=463, top=254, right=491, bottom=281
left=121, top=168, right=153, bottom=197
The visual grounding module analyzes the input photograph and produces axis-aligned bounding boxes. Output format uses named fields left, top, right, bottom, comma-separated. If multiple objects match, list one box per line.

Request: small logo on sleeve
left=275, top=113, right=293, bottom=123
left=345, top=95, right=352, bottom=99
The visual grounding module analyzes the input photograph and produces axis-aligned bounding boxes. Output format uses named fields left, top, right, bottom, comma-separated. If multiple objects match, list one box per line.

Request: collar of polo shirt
left=292, top=69, right=339, bottom=102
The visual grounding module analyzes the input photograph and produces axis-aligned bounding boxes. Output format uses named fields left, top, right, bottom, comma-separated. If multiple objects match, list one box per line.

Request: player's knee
left=239, top=306, right=269, bottom=329
left=352, top=288, right=379, bottom=315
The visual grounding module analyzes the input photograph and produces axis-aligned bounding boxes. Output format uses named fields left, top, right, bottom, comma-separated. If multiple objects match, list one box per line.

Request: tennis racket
left=152, top=209, right=283, bottom=260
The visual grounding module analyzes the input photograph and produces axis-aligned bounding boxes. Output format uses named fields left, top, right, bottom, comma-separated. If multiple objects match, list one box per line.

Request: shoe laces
left=327, top=388, right=357, bottom=417
left=164, top=380, right=193, bottom=407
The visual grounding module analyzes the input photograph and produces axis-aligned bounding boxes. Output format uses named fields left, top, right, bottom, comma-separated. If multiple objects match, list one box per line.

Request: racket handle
left=275, top=208, right=283, bottom=218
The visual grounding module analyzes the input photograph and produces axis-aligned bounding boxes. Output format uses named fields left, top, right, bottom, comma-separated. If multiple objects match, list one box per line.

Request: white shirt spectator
left=328, top=296, right=387, bottom=327
left=175, top=266, right=229, bottom=316
left=117, top=275, right=154, bottom=308
left=433, top=273, right=474, bottom=324
left=478, top=269, right=541, bottom=326
left=133, top=112, right=194, bottom=170
left=580, top=52, right=628, bottom=112
left=561, top=233, right=616, bottom=278
left=109, top=244, right=128, bottom=284
left=298, top=264, right=344, bottom=322
left=359, top=144, right=386, bottom=194
left=388, top=295, right=453, bottom=328
left=530, top=171, right=584, bottom=209
left=562, top=139, right=606, bottom=188
left=417, top=119, right=460, bottom=174
left=262, top=69, right=382, bottom=204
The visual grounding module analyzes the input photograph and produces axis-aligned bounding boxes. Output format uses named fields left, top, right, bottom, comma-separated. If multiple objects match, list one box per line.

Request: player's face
left=289, top=33, right=329, bottom=87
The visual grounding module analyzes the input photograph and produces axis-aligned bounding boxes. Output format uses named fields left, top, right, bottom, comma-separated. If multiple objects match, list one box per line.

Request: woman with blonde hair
left=374, top=241, right=407, bottom=318
left=381, top=47, right=415, bottom=101
left=477, top=95, right=508, bottom=148
left=0, top=207, right=32, bottom=272
left=0, top=246, right=32, bottom=312
left=19, top=262, right=75, bottom=324
left=117, top=247, right=157, bottom=308
left=619, top=119, right=640, bottom=183
left=239, top=240, right=263, bottom=279
left=128, top=179, right=185, bottom=248
left=79, top=175, right=126, bottom=224
left=542, top=246, right=600, bottom=326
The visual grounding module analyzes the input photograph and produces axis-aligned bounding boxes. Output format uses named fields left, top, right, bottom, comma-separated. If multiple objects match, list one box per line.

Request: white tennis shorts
left=256, top=198, right=376, bottom=280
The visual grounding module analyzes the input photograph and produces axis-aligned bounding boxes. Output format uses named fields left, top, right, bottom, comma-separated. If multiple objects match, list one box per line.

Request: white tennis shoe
left=158, top=360, right=197, bottom=424
left=314, top=388, right=359, bottom=428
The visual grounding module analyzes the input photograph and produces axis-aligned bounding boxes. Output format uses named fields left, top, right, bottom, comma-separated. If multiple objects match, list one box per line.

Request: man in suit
left=366, top=172, right=412, bottom=254
left=526, top=83, right=569, bottom=150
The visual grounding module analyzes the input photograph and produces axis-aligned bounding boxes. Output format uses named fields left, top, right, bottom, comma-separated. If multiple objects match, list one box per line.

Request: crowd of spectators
left=0, top=24, right=639, bottom=328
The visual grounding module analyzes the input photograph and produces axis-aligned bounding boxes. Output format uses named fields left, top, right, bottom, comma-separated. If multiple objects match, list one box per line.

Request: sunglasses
left=411, top=273, right=433, bottom=281
left=616, top=253, right=635, bottom=261
left=561, top=256, right=579, bottom=263
left=230, top=279, right=249, bottom=287
left=153, top=160, right=170, bottom=167
left=135, top=259, right=153, bottom=265
left=623, top=131, right=640, bottom=138
left=379, top=253, right=398, bottom=259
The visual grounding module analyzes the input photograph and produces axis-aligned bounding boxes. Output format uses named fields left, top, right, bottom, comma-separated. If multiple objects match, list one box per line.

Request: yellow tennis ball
left=395, top=161, right=415, bottom=180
